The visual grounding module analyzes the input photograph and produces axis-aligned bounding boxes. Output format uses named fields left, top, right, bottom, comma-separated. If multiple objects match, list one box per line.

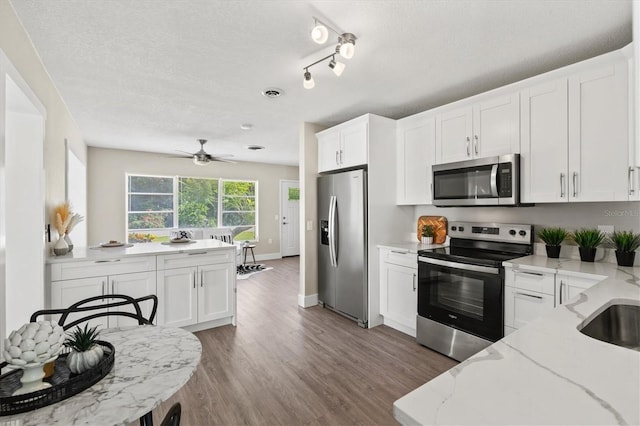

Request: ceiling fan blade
left=176, top=150, right=195, bottom=156
left=210, top=157, right=236, bottom=163
left=205, top=153, right=233, bottom=159
left=168, top=154, right=194, bottom=159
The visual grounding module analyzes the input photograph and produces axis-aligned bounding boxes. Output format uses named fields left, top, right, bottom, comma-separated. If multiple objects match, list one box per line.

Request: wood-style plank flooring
left=148, top=257, right=457, bottom=425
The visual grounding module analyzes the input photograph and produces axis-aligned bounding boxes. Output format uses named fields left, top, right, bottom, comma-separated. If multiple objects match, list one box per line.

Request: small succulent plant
left=608, top=230, right=640, bottom=253
left=64, top=324, right=100, bottom=352
left=538, top=227, right=568, bottom=246
left=571, top=228, right=605, bottom=249
left=422, top=225, right=434, bottom=237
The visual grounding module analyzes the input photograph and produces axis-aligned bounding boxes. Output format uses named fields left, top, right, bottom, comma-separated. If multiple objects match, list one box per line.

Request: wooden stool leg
left=250, top=247, right=256, bottom=264
left=243, top=247, right=247, bottom=264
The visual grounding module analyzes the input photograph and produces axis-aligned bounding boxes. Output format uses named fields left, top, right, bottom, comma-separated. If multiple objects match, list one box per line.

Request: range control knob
left=509, top=229, right=517, bottom=236
left=458, top=226, right=464, bottom=232
left=451, top=226, right=457, bottom=231
left=519, top=230, right=527, bottom=236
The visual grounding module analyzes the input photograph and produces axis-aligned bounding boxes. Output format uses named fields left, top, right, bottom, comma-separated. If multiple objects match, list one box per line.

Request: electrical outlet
left=268, top=238, right=273, bottom=244
left=598, top=225, right=614, bottom=234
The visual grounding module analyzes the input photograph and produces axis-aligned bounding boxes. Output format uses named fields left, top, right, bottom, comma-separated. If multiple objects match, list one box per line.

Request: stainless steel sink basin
left=579, top=304, right=640, bottom=351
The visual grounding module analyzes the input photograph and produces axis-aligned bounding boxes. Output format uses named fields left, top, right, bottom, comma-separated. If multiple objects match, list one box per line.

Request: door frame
left=279, top=179, right=300, bottom=257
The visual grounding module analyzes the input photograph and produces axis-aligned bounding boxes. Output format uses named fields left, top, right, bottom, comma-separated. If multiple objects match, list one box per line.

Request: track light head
left=338, top=33, right=356, bottom=59
left=311, top=22, right=329, bottom=44
left=328, top=57, right=345, bottom=77
left=303, top=69, right=315, bottom=89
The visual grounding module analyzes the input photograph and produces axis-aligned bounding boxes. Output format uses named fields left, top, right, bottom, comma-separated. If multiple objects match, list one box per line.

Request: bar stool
left=242, top=244, right=256, bottom=264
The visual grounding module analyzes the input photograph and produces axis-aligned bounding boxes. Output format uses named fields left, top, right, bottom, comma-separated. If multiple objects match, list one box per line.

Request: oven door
left=417, top=256, right=504, bottom=341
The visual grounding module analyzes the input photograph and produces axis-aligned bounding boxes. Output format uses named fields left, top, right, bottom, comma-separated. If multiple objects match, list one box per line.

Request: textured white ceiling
left=9, top=0, right=632, bottom=166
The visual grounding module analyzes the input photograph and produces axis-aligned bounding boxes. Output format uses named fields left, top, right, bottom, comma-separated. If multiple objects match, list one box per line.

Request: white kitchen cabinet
left=317, top=117, right=368, bottom=172
left=396, top=113, right=435, bottom=205
left=50, top=270, right=157, bottom=329
left=503, top=267, right=555, bottom=333
left=156, top=250, right=235, bottom=328
left=379, top=248, right=417, bottom=337
left=555, top=273, right=602, bottom=306
left=435, top=93, right=519, bottom=164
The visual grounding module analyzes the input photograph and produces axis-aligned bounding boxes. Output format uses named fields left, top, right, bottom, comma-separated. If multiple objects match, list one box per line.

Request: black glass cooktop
left=418, top=239, right=533, bottom=268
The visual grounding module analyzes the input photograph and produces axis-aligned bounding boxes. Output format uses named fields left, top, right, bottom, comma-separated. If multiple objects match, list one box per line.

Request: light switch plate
left=597, top=225, right=614, bottom=234
left=306, top=220, right=313, bottom=231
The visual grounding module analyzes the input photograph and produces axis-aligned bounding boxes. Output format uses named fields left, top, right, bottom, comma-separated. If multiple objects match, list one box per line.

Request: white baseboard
left=253, top=252, right=281, bottom=262
left=298, top=293, right=318, bottom=308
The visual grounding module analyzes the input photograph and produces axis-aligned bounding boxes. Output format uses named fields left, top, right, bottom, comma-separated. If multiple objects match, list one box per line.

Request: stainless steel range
left=417, top=221, right=533, bottom=361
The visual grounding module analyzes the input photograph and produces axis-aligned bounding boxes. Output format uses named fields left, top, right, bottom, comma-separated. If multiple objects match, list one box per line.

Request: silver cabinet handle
left=412, top=273, right=417, bottom=292
left=474, top=135, right=479, bottom=155
left=430, top=183, right=433, bottom=198
left=572, top=172, right=578, bottom=197
left=335, top=150, right=339, bottom=165
left=192, top=272, right=196, bottom=289
left=559, top=280, right=564, bottom=305
left=629, top=167, right=635, bottom=195
left=95, top=259, right=121, bottom=263
left=101, top=280, right=106, bottom=299
left=391, top=250, right=409, bottom=255
left=515, top=292, right=543, bottom=300
left=339, top=149, right=343, bottom=164
left=514, top=270, right=544, bottom=277
left=466, top=136, right=470, bottom=156
left=560, top=173, right=565, bottom=198
left=188, top=252, right=208, bottom=256
left=111, top=279, right=115, bottom=295
left=200, top=270, right=204, bottom=287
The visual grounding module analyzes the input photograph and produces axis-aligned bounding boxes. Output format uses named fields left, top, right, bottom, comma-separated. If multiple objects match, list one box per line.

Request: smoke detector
left=261, top=87, right=284, bottom=98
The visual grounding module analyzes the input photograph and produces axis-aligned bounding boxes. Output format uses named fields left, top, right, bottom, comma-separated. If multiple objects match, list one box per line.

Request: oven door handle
left=418, top=256, right=500, bottom=275
left=490, top=164, right=499, bottom=197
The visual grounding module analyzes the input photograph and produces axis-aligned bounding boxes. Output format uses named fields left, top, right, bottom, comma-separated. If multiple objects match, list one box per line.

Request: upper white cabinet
left=435, top=93, right=520, bottom=164
left=317, top=117, right=368, bottom=172
left=522, top=58, right=631, bottom=203
left=396, top=113, right=435, bottom=205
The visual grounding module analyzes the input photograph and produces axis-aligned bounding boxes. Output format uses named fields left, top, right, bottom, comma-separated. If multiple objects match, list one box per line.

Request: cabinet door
left=156, top=267, right=197, bottom=327
left=568, top=60, right=630, bottom=201
left=474, top=93, right=520, bottom=158
left=435, top=106, right=473, bottom=163
left=380, top=262, right=417, bottom=335
left=396, top=116, right=435, bottom=204
left=504, top=286, right=555, bottom=329
left=340, top=121, right=368, bottom=169
left=50, top=277, right=109, bottom=330
left=556, top=274, right=602, bottom=306
left=520, top=79, right=569, bottom=203
left=317, top=131, right=341, bottom=172
left=109, top=271, right=157, bottom=327
left=198, top=263, right=234, bottom=323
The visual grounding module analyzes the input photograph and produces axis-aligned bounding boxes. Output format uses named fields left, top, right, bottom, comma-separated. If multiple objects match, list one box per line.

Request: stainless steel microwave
left=432, top=154, right=520, bottom=206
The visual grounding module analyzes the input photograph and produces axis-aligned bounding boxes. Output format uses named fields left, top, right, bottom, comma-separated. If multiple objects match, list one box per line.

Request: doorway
left=280, top=180, right=300, bottom=257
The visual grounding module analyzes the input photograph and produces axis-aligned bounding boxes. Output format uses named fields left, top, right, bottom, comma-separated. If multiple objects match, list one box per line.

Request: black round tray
left=0, top=340, right=114, bottom=416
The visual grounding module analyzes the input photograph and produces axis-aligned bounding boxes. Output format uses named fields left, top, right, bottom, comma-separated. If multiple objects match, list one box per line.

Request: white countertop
left=47, top=239, right=234, bottom=263
left=377, top=241, right=449, bottom=253
left=394, top=255, right=640, bottom=426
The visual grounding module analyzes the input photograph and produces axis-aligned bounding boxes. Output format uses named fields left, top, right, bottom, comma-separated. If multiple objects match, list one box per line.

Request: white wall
left=87, top=147, right=298, bottom=256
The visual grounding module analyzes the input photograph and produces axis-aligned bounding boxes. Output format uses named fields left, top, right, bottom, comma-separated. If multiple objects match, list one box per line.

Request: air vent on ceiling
left=261, top=87, right=284, bottom=98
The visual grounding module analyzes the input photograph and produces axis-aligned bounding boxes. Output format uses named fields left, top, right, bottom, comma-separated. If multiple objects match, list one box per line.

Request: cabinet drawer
left=157, top=249, right=234, bottom=270
left=380, top=249, right=417, bottom=269
left=50, top=256, right=155, bottom=281
left=510, top=268, right=555, bottom=295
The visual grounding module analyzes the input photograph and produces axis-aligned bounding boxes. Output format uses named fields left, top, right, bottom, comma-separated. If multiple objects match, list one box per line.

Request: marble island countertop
left=47, top=238, right=235, bottom=263
left=394, top=255, right=640, bottom=426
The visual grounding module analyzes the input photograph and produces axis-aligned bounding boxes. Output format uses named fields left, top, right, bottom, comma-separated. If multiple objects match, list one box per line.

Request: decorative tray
left=0, top=341, right=114, bottom=416
left=417, top=215, right=448, bottom=244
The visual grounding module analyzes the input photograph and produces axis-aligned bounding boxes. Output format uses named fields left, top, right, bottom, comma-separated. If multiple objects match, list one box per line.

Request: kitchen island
left=46, top=239, right=237, bottom=332
left=394, top=256, right=640, bottom=425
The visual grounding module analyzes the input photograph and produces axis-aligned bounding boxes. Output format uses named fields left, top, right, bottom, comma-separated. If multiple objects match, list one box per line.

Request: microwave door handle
left=490, top=164, right=499, bottom=197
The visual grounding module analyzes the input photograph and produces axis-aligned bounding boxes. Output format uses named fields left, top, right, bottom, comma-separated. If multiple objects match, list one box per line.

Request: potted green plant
left=608, top=230, right=640, bottom=267
left=571, top=228, right=605, bottom=262
left=64, top=324, right=104, bottom=374
left=421, top=225, right=434, bottom=245
left=537, top=227, right=568, bottom=258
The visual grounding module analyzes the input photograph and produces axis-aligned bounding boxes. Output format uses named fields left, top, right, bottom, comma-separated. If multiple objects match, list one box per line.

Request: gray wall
left=413, top=201, right=640, bottom=242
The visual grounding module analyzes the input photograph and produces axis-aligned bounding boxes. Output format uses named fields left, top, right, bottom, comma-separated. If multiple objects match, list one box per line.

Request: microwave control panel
left=497, top=163, right=513, bottom=197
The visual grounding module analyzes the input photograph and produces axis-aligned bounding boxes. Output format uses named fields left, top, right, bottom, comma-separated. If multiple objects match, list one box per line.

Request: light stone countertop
left=394, top=254, right=640, bottom=426
left=47, top=239, right=235, bottom=263
left=377, top=240, right=449, bottom=253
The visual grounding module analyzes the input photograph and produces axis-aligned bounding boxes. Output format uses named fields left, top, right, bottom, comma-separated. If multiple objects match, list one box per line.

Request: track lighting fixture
left=302, top=17, right=357, bottom=89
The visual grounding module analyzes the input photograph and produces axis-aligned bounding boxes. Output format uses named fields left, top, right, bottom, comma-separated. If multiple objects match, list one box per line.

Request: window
left=126, top=175, right=257, bottom=242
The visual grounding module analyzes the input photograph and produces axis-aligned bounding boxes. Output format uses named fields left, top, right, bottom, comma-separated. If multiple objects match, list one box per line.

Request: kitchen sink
left=579, top=303, right=640, bottom=351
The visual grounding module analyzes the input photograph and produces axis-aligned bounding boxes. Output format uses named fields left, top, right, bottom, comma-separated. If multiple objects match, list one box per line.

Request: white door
left=157, top=267, right=197, bottom=327
left=198, top=263, right=234, bottom=322
left=50, top=277, right=109, bottom=330
left=340, top=121, right=368, bottom=169
left=109, top=271, right=157, bottom=327
left=280, top=180, right=300, bottom=257
left=473, top=93, right=520, bottom=158
left=435, top=106, right=473, bottom=163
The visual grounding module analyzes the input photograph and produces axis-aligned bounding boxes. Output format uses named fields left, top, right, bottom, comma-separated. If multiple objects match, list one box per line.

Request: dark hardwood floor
left=148, top=257, right=457, bottom=425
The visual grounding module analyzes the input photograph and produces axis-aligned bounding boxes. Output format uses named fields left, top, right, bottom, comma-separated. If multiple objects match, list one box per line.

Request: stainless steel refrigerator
left=317, top=169, right=368, bottom=327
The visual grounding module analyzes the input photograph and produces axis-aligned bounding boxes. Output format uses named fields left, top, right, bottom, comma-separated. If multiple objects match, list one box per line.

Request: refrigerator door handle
left=328, top=195, right=337, bottom=267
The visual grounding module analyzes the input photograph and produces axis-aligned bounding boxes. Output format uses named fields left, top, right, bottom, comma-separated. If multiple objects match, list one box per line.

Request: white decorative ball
left=2, top=321, right=66, bottom=366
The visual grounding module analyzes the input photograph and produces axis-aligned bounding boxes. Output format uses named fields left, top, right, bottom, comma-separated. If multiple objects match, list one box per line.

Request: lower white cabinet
left=379, top=248, right=417, bottom=336
left=555, top=273, right=602, bottom=306
left=503, top=267, right=555, bottom=335
left=50, top=271, right=157, bottom=329
left=156, top=251, right=235, bottom=329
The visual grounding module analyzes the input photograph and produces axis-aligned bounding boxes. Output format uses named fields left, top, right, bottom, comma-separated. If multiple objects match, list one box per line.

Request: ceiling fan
left=176, top=139, right=235, bottom=165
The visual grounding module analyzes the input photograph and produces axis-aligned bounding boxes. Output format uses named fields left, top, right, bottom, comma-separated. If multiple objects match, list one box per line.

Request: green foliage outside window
left=178, top=178, right=218, bottom=227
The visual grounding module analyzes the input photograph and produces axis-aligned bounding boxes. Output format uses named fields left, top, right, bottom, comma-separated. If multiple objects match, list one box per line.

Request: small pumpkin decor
left=64, top=324, right=104, bottom=374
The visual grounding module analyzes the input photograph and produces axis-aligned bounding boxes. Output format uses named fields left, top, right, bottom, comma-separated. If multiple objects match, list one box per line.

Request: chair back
left=30, top=294, right=158, bottom=330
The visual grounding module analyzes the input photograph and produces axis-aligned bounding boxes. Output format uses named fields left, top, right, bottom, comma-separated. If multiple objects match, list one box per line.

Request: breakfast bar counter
left=394, top=256, right=640, bottom=425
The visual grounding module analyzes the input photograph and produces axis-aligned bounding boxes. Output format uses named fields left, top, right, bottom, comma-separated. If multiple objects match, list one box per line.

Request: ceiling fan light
left=303, top=70, right=315, bottom=89
left=329, top=59, right=345, bottom=77
left=311, top=24, right=329, bottom=44
left=193, top=156, right=208, bottom=166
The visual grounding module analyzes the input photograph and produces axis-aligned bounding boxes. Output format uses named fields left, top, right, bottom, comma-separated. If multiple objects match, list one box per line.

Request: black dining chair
left=29, top=294, right=158, bottom=329
left=159, top=402, right=182, bottom=426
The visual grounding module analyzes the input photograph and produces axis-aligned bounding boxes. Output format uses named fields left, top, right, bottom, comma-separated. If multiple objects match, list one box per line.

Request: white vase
left=64, top=233, right=73, bottom=252
left=53, top=234, right=69, bottom=256
left=421, top=236, right=433, bottom=245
